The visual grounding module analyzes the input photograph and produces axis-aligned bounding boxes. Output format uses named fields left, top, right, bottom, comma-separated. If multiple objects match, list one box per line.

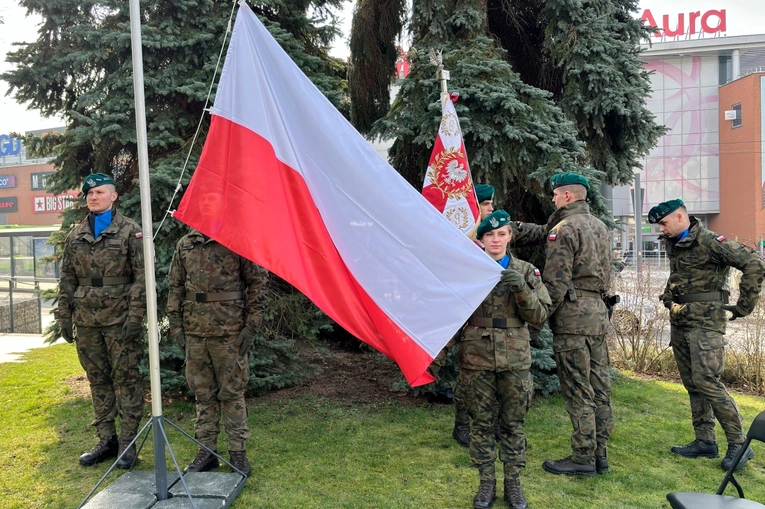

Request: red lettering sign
left=640, top=9, right=726, bottom=38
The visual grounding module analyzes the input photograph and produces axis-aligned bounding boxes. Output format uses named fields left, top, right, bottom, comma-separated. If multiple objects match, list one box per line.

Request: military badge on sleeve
left=716, top=235, right=726, bottom=242
left=548, top=233, right=557, bottom=241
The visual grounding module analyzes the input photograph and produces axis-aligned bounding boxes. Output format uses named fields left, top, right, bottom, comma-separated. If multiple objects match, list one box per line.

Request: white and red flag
left=422, top=97, right=480, bottom=237
left=173, top=3, right=499, bottom=386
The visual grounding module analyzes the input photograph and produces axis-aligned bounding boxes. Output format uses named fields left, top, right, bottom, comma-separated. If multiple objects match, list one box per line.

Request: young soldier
left=58, top=173, right=146, bottom=469
left=510, top=173, right=615, bottom=476
left=435, top=210, right=550, bottom=509
left=453, top=183, right=497, bottom=447
left=649, top=199, right=765, bottom=471
left=167, top=220, right=268, bottom=476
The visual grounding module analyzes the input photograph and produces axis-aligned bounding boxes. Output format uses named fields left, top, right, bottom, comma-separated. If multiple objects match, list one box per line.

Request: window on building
left=732, top=103, right=742, bottom=128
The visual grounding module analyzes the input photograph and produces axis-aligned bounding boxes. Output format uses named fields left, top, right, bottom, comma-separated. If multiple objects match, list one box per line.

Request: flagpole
left=127, top=0, right=169, bottom=499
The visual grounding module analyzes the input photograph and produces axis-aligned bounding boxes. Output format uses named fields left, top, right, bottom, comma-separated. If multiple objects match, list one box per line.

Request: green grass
left=1, top=345, right=764, bottom=508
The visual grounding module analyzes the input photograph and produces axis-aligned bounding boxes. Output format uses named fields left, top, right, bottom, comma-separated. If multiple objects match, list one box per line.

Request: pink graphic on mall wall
left=644, top=56, right=720, bottom=211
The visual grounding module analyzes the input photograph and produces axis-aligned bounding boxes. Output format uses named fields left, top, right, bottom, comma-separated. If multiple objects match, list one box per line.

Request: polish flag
left=422, top=97, right=480, bottom=238
left=173, top=3, right=500, bottom=386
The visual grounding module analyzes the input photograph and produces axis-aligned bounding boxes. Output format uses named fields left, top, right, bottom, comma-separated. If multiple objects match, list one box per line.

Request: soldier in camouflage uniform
left=649, top=199, right=765, bottom=471
left=435, top=210, right=550, bottom=509
left=452, top=183, right=497, bottom=448
left=167, top=222, right=268, bottom=477
left=513, top=174, right=615, bottom=477
left=57, top=173, right=146, bottom=469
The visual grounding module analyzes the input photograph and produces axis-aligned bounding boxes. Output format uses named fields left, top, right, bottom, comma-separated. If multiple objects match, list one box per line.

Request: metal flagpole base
left=79, top=416, right=247, bottom=509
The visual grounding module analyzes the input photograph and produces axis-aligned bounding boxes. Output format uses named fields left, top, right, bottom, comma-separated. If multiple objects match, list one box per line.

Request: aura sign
left=640, top=9, right=726, bottom=38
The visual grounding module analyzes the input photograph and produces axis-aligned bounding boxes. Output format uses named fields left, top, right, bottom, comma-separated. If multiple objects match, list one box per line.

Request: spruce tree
left=2, top=0, right=345, bottom=393
left=351, top=0, right=664, bottom=394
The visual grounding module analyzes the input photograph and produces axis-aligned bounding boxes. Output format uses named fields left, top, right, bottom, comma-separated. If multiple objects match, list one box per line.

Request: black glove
left=121, top=320, right=144, bottom=341
left=500, top=268, right=526, bottom=292
left=172, top=330, right=186, bottom=350
left=722, top=305, right=744, bottom=321
left=236, top=326, right=257, bottom=357
left=60, top=320, right=74, bottom=343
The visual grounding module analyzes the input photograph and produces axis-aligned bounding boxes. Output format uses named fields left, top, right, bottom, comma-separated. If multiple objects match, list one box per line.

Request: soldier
left=435, top=210, right=550, bottom=509
left=514, top=173, right=615, bottom=476
left=648, top=199, right=765, bottom=471
left=167, top=215, right=268, bottom=476
left=57, top=173, right=146, bottom=469
left=452, top=183, right=497, bottom=448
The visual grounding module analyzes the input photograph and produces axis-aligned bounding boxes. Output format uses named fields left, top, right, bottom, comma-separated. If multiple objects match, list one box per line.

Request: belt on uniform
left=193, top=291, right=243, bottom=303
left=672, top=291, right=729, bottom=304
left=78, top=276, right=133, bottom=286
left=574, top=288, right=602, bottom=298
left=468, top=317, right=524, bottom=328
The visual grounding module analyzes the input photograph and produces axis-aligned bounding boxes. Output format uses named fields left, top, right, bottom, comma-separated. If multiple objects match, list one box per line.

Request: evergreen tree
left=3, top=0, right=346, bottom=393
left=351, top=0, right=664, bottom=394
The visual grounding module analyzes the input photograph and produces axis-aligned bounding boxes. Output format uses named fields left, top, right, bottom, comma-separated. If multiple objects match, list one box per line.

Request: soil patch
left=258, top=342, right=427, bottom=407
left=64, top=374, right=91, bottom=398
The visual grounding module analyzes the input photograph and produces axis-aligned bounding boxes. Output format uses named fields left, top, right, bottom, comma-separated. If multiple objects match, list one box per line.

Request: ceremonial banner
left=422, top=98, right=479, bottom=237
left=173, top=3, right=500, bottom=386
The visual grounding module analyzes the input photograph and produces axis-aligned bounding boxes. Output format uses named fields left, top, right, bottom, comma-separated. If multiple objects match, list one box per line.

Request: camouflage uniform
left=457, top=257, right=550, bottom=481
left=167, top=231, right=268, bottom=452
left=515, top=201, right=615, bottom=466
left=659, top=217, right=765, bottom=444
left=58, top=210, right=146, bottom=442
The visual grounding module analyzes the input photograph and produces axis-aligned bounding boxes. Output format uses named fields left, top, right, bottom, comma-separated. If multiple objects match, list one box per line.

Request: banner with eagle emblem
left=422, top=97, right=480, bottom=238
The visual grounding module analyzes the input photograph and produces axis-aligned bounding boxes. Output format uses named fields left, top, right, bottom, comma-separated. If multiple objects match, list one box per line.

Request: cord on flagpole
left=152, top=0, right=239, bottom=240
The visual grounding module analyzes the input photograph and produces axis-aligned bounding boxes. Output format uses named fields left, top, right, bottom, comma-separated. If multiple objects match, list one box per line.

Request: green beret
left=477, top=210, right=511, bottom=238
left=82, top=173, right=115, bottom=193
left=648, top=199, right=684, bottom=224
left=475, top=184, right=494, bottom=203
left=550, top=173, right=590, bottom=191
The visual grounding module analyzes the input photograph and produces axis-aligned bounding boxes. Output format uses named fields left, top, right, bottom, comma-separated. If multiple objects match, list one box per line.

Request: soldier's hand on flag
left=60, top=320, right=75, bottom=343
left=500, top=268, right=526, bottom=292
left=236, top=327, right=257, bottom=357
left=722, top=305, right=744, bottom=321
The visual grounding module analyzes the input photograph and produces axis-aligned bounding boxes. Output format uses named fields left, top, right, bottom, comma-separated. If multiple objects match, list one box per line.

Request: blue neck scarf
left=94, top=210, right=113, bottom=239
left=674, top=228, right=689, bottom=245
left=497, top=254, right=510, bottom=269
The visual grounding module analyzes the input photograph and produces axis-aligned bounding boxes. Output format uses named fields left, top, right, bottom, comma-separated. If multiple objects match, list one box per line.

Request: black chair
left=667, top=410, right=765, bottom=509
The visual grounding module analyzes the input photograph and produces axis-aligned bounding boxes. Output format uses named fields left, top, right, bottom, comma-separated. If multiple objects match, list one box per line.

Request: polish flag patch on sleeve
left=548, top=233, right=557, bottom=241
left=135, top=232, right=143, bottom=239
left=716, top=235, right=726, bottom=242
left=534, top=268, right=541, bottom=276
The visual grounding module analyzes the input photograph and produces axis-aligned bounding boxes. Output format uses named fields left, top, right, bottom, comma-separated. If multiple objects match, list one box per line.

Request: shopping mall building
left=613, top=7, right=765, bottom=257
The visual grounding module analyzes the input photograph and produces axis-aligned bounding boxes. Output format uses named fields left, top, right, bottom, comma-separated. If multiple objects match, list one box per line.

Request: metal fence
left=0, top=277, right=56, bottom=334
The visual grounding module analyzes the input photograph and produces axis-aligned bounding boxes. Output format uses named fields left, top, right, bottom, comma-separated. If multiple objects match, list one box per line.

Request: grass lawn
left=1, top=345, right=764, bottom=509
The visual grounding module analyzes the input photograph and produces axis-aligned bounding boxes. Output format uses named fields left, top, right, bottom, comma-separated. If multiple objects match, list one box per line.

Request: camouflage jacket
left=542, top=200, right=612, bottom=335
left=58, top=209, right=146, bottom=327
left=659, top=217, right=765, bottom=333
left=457, top=257, right=550, bottom=372
left=167, top=231, right=268, bottom=337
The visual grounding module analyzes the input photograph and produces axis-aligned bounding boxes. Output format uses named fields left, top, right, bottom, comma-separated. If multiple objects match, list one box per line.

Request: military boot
left=452, top=422, right=470, bottom=448
left=595, top=455, right=609, bottom=474
left=721, top=443, right=754, bottom=471
left=79, top=435, right=118, bottom=466
left=543, top=456, right=596, bottom=477
left=473, top=480, right=496, bottom=509
left=230, top=450, right=251, bottom=476
left=503, top=475, right=528, bottom=509
left=185, top=448, right=219, bottom=473
left=115, top=439, right=137, bottom=470
left=671, top=439, right=719, bottom=458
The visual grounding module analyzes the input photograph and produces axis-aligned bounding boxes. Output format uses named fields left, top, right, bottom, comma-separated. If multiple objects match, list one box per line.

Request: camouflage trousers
left=454, top=375, right=470, bottom=426
left=461, top=368, right=533, bottom=481
left=670, top=326, right=744, bottom=444
left=75, top=324, right=144, bottom=441
left=186, top=334, right=250, bottom=452
left=553, top=334, right=614, bottom=465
